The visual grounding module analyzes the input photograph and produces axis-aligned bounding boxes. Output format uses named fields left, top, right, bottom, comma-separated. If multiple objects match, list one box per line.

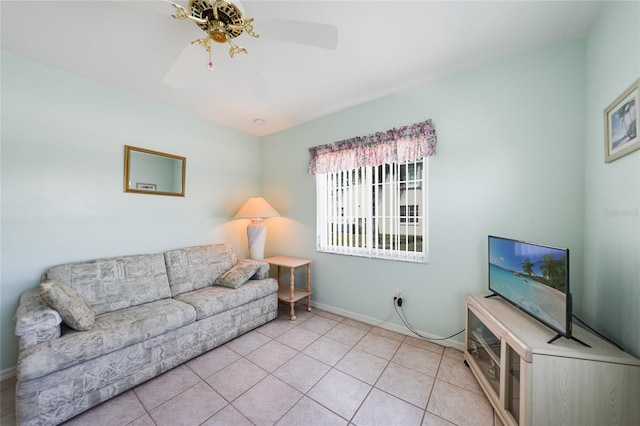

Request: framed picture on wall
left=604, top=77, right=639, bottom=163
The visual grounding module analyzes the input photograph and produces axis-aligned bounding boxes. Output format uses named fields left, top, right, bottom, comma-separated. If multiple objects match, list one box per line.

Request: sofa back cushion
left=164, top=244, right=237, bottom=297
left=46, top=253, right=171, bottom=315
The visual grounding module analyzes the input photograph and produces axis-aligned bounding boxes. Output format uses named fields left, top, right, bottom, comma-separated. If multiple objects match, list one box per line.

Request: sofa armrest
left=15, top=288, right=62, bottom=350
left=240, top=259, right=271, bottom=280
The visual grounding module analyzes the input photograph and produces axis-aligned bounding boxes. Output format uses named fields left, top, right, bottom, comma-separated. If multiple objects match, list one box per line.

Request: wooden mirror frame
left=124, top=145, right=186, bottom=197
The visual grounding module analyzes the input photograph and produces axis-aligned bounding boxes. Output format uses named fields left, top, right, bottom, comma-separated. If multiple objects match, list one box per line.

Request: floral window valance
left=308, top=119, right=437, bottom=175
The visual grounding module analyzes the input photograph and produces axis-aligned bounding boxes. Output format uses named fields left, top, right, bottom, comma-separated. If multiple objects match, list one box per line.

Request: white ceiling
left=1, top=1, right=602, bottom=136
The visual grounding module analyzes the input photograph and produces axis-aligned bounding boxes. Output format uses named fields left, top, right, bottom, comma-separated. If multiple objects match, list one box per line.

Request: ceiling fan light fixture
left=170, top=0, right=258, bottom=70
left=211, top=30, right=228, bottom=44
left=229, top=43, right=247, bottom=57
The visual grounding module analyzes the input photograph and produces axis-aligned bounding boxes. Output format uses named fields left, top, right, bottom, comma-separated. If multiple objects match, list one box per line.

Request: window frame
left=315, top=158, right=429, bottom=263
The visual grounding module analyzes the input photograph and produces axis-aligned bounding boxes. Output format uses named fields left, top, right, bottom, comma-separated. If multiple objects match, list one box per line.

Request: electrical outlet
left=394, top=289, right=402, bottom=298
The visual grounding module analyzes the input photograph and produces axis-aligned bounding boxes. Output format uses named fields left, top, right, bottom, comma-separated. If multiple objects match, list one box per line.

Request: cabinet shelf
left=470, top=329, right=500, bottom=364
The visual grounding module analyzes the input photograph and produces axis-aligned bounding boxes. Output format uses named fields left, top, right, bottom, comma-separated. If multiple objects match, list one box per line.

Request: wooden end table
left=263, top=256, right=312, bottom=321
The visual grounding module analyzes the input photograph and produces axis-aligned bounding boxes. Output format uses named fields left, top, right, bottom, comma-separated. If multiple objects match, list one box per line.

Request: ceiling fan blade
left=243, top=55, right=272, bottom=102
left=122, top=0, right=177, bottom=16
left=257, top=19, right=338, bottom=50
left=162, top=43, right=203, bottom=88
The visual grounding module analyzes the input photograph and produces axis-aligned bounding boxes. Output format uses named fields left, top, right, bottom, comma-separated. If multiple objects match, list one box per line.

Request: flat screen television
left=488, top=235, right=586, bottom=346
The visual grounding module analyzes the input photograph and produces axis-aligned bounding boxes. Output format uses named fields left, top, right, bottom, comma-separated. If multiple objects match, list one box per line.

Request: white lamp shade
left=234, top=197, right=280, bottom=219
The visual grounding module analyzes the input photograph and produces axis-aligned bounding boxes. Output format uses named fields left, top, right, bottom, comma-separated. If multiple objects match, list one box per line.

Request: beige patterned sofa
left=13, top=244, right=278, bottom=426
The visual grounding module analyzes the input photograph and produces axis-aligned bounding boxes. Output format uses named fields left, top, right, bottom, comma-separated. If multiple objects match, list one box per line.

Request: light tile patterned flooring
left=1, top=304, right=500, bottom=426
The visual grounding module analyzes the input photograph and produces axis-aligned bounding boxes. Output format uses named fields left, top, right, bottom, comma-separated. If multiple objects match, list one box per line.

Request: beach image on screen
left=489, top=237, right=568, bottom=334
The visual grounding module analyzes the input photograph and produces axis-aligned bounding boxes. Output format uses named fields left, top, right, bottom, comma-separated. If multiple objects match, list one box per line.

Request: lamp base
left=246, top=219, right=267, bottom=260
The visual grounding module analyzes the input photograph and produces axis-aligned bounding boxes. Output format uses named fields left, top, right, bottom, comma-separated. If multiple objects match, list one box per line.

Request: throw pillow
left=214, top=261, right=260, bottom=289
left=39, top=280, right=96, bottom=331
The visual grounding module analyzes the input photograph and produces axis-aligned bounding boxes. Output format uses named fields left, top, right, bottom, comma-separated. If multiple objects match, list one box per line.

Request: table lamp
left=234, top=197, right=280, bottom=260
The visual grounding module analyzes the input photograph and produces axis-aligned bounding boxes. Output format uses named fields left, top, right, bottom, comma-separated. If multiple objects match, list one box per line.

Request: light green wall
left=583, top=1, right=640, bottom=357
left=261, top=38, right=586, bottom=343
left=0, top=52, right=262, bottom=371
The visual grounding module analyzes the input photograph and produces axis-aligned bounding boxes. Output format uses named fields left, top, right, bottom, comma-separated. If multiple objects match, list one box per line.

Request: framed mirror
left=124, top=145, right=186, bottom=197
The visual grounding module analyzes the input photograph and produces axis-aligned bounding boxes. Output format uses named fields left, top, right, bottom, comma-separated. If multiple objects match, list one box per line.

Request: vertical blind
left=316, top=160, right=427, bottom=262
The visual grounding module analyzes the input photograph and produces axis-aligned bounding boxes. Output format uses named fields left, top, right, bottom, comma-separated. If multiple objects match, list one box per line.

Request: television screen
left=488, top=235, right=571, bottom=338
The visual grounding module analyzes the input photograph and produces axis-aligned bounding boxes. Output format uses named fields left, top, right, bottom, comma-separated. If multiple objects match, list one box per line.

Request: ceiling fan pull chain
left=208, top=48, right=214, bottom=71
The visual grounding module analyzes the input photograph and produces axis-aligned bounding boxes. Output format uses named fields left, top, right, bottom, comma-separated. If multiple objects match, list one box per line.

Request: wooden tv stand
left=464, top=293, right=640, bottom=426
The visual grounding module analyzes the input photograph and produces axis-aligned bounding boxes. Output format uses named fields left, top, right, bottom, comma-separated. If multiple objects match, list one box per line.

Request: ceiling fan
left=163, top=0, right=339, bottom=89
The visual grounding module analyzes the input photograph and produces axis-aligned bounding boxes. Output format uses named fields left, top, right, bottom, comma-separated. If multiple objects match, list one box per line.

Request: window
left=316, top=159, right=428, bottom=263
left=308, top=119, right=436, bottom=263
left=400, top=163, right=422, bottom=190
left=400, top=205, right=419, bottom=223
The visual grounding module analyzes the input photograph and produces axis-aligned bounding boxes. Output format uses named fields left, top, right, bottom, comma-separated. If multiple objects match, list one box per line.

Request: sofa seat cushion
left=175, top=278, right=278, bottom=320
left=17, top=299, right=196, bottom=381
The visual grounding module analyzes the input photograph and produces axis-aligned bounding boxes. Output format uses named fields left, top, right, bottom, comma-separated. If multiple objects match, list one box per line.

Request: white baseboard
left=1, top=367, right=16, bottom=382
left=311, top=301, right=465, bottom=352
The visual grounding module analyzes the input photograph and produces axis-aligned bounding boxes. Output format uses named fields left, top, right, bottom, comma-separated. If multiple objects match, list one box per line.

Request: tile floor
left=1, top=304, right=500, bottom=426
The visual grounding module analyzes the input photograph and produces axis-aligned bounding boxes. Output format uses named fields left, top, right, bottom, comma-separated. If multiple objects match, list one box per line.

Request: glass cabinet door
left=506, top=344, right=521, bottom=423
left=467, top=310, right=501, bottom=395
